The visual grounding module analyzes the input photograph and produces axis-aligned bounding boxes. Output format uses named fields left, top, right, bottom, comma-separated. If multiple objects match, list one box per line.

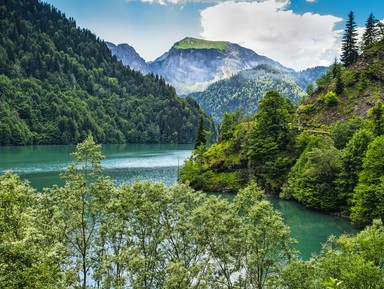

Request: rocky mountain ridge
left=108, top=37, right=296, bottom=95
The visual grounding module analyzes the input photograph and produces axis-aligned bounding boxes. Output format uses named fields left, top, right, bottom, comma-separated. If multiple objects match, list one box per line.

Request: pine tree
left=341, top=11, right=359, bottom=67
left=361, top=13, right=378, bottom=50
left=194, top=116, right=206, bottom=150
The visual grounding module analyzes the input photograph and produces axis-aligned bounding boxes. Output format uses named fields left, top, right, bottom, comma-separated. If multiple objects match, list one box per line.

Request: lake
left=0, top=143, right=358, bottom=259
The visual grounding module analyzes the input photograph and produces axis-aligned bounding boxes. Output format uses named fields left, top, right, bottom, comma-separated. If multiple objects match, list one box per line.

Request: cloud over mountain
left=200, top=0, right=343, bottom=70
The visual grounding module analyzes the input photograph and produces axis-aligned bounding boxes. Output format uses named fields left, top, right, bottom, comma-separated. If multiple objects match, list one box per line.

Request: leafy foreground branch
left=1, top=136, right=383, bottom=288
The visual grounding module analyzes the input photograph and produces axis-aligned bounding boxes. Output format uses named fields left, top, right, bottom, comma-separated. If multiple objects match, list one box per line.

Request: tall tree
left=248, top=91, right=295, bottom=193
left=336, top=128, right=373, bottom=214
left=288, top=136, right=343, bottom=211
left=51, top=135, right=114, bottom=288
left=361, top=13, right=379, bottom=50
left=194, top=116, right=207, bottom=150
left=341, top=11, right=359, bottom=67
left=351, top=135, right=384, bottom=224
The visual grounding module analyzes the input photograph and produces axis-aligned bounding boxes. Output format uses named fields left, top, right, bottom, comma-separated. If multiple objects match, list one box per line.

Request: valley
left=1, top=0, right=384, bottom=288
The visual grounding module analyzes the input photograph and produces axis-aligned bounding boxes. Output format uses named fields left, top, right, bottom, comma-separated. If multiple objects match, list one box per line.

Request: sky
left=43, top=0, right=384, bottom=71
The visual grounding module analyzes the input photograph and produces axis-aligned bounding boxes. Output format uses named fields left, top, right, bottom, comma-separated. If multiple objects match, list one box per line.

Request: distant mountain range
left=108, top=37, right=310, bottom=95
left=108, top=37, right=329, bottom=122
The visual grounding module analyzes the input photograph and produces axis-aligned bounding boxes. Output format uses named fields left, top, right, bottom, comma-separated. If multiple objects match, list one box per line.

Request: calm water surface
left=0, top=144, right=358, bottom=259
left=0, top=144, right=193, bottom=189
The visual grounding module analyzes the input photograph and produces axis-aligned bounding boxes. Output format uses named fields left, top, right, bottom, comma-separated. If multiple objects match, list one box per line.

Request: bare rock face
left=106, top=42, right=149, bottom=74
left=148, top=38, right=293, bottom=95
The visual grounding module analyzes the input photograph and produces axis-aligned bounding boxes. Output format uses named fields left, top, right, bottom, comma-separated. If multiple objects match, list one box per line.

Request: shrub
left=324, top=91, right=340, bottom=106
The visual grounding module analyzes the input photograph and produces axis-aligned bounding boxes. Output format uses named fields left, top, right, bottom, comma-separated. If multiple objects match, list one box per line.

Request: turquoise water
left=0, top=144, right=193, bottom=190
left=0, top=144, right=358, bottom=258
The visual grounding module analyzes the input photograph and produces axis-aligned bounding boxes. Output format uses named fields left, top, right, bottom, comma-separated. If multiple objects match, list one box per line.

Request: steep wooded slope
left=0, top=0, right=214, bottom=145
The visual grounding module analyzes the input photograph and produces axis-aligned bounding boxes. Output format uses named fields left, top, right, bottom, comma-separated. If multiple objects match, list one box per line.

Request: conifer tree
left=341, top=11, right=359, bottom=67
left=194, top=116, right=206, bottom=150
left=361, top=13, right=378, bottom=50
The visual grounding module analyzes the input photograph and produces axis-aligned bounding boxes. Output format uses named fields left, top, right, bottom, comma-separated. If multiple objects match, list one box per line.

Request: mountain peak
left=173, top=37, right=229, bottom=51
left=106, top=41, right=149, bottom=74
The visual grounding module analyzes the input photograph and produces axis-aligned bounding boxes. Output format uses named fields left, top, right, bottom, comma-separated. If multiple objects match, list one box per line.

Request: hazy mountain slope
left=290, top=66, right=330, bottom=90
left=189, top=64, right=307, bottom=123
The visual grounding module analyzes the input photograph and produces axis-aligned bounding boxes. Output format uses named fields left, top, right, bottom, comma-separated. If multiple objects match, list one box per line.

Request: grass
left=174, top=37, right=228, bottom=50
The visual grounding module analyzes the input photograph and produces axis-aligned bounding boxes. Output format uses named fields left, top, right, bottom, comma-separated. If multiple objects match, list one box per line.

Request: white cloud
left=125, top=0, right=276, bottom=5
left=306, top=0, right=317, bottom=3
left=200, top=0, right=343, bottom=70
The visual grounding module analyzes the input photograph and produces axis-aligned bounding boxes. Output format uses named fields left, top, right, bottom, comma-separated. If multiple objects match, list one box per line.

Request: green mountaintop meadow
left=174, top=37, right=229, bottom=50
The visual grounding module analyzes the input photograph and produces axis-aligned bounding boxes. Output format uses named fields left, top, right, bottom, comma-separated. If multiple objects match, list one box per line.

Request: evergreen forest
left=0, top=0, right=215, bottom=145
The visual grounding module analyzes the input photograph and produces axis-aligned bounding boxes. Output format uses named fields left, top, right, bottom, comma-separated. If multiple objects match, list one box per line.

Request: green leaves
left=249, top=91, right=296, bottom=192
left=0, top=172, right=66, bottom=288
left=288, top=136, right=342, bottom=211
left=351, top=135, right=384, bottom=224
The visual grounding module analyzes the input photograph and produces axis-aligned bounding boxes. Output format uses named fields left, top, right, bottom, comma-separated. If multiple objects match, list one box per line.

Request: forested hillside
left=0, top=0, right=215, bottom=145
left=181, top=89, right=384, bottom=225
left=189, top=64, right=306, bottom=123
left=298, top=39, right=384, bottom=128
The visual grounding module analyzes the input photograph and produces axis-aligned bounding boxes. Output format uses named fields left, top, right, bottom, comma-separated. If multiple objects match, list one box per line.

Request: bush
left=324, top=91, right=340, bottom=106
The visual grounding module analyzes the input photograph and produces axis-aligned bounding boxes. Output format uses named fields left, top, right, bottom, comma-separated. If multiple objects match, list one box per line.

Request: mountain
left=0, top=0, right=215, bottom=145
left=108, top=37, right=293, bottom=95
left=297, top=39, right=384, bottom=128
left=188, top=64, right=307, bottom=123
left=290, top=66, right=330, bottom=90
left=105, top=42, right=149, bottom=74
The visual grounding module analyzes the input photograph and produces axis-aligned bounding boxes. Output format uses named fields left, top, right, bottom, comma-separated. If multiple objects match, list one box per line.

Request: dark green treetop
left=361, top=13, right=379, bottom=50
left=341, top=11, right=359, bottom=67
left=194, top=116, right=207, bottom=150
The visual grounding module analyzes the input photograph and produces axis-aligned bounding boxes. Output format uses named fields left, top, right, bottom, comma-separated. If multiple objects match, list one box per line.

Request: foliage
left=330, top=117, right=364, bottom=149
left=341, top=11, right=359, bottom=67
left=0, top=172, right=66, bottom=288
left=361, top=13, right=379, bottom=50
left=323, top=91, right=340, bottom=106
left=275, top=220, right=384, bottom=289
left=288, top=136, right=343, bottom=211
left=181, top=110, right=250, bottom=192
left=49, top=134, right=114, bottom=288
left=220, top=110, right=244, bottom=141
left=248, top=91, right=297, bottom=193
left=0, top=0, right=215, bottom=145
left=351, top=135, right=384, bottom=224
left=182, top=91, right=298, bottom=195
left=2, top=138, right=384, bottom=288
left=368, top=100, right=384, bottom=136
left=194, top=116, right=207, bottom=149
left=337, top=128, right=374, bottom=213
